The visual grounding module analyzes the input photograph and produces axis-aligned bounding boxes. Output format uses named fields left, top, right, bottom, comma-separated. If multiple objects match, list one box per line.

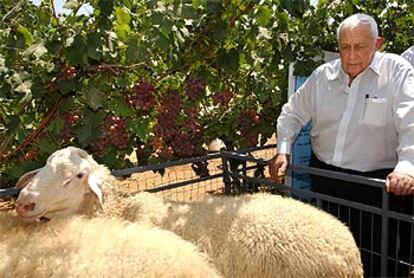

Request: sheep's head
left=15, top=147, right=105, bottom=223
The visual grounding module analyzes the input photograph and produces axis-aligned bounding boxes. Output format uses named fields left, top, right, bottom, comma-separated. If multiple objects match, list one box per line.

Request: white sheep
left=15, top=146, right=363, bottom=278
left=0, top=211, right=222, bottom=278
left=123, top=192, right=364, bottom=278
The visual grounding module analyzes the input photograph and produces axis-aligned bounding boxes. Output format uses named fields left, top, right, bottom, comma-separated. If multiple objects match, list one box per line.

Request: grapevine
left=1, top=0, right=410, bottom=184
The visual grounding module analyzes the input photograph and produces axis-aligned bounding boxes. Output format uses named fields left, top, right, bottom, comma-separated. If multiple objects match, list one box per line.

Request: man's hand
left=269, top=154, right=289, bottom=183
left=385, top=171, right=414, bottom=195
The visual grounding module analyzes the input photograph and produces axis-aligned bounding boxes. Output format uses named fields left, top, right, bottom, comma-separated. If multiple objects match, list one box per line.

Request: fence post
left=380, top=190, right=389, bottom=276
left=221, top=154, right=232, bottom=195
left=242, top=161, right=247, bottom=193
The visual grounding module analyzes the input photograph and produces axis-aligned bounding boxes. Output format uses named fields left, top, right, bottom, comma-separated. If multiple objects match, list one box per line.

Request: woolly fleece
left=123, top=192, right=364, bottom=278
left=0, top=212, right=222, bottom=278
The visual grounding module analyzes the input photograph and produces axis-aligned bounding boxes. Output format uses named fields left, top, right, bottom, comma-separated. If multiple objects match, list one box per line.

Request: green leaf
left=280, top=0, right=293, bottom=14
left=75, top=109, right=105, bottom=147
left=206, top=0, right=222, bottom=14
left=58, top=79, right=77, bottom=94
left=217, top=49, right=240, bottom=73
left=48, top=116, right=65, bottom=135
left=85, top=86, right=104, bottom=111
left=257, top=6, right=272, bottom=26
left=38, top=7, right=52, bottom=25
left=64, top=0, right=79, bottom=10
left=125, top=37, right=139, bottom=63
left=99, top=146, right=118, bottom=168
left=155, top=32, right=170, bottom=53
left=114, top=24, right=131, bottom=42
left=98, top=0, right=114, bottom=16
left=115, top=7, right=131, bottom=25
left=211, top=21, right=226, bottom=42
left=17, top=25, right=33, bottom=47
left=37, top=137, right=59, bottom=155
left=181, top=4, right=197, bottom=19
left=46, top=38, right=61, bottom=56
left=192, top=0, right=200, bottom=10
left=66, top=35, right=87, bottom=66
left=131, top=117, right=153, bottom=141
left=110, top=95, right=133, bottom=118
left=87, top=33, right=103, bottom=60
left=151, top=12, right=164, bottom=26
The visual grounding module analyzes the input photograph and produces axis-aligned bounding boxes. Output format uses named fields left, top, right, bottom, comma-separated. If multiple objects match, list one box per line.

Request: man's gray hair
left=337, top=13, right=379, bottom=41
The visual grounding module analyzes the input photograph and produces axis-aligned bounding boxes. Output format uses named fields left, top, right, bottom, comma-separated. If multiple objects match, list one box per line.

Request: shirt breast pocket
left=359, top=98, right=388, bottom=127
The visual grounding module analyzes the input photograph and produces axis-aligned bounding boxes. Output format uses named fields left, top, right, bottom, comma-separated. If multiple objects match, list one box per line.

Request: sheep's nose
left=16, top=202, right=36, bottom=213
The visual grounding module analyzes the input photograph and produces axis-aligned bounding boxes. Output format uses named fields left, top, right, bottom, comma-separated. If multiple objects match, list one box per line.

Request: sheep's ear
left=74, top=147, right=90, bottom=159
left=16, top=168, right=41, bottom=189
left=87, top=173, right=104, bottom=209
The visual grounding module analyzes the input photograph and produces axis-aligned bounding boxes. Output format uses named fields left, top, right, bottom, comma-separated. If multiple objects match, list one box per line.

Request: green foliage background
left=0, top=0, right=413, bottom=184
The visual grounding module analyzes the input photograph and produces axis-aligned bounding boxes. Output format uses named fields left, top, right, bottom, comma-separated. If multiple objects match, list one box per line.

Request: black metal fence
left=220, top=148, right=414, bottom=278
left=1, top=145, right=413, bottom=277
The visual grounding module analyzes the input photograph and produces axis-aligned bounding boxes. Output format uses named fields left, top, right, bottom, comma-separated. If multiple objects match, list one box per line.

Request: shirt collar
left=369, top=52, right=381, bottom=75
left=327, top=52, right=382, bottom=81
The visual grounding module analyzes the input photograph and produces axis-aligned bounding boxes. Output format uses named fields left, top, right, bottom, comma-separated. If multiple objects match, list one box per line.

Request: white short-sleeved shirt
left=277, top=52, right=414, bottom=176
left=402, top=45, right=414, bottom=66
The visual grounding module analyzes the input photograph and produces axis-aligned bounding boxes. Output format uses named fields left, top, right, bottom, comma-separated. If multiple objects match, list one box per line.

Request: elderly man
left=269, top=13, right=414, bottom=276
left=402, top=45, right=414, bottom=66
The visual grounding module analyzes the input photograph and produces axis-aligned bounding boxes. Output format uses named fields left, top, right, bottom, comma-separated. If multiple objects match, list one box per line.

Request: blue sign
left=290, top=77, right=312, bottom=197
left=286, top=52, right=338, bottom=197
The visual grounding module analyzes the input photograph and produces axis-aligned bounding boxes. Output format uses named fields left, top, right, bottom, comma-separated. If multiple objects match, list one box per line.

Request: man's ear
left=375, top=36, right=384, bottom=50
left=16, top=168, right=41, bottom=189
left=87, top=173, right=104, bottom=209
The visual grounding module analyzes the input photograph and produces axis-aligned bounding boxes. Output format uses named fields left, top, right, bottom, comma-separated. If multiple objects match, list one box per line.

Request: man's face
left=338, top=25, right=381, bottom=79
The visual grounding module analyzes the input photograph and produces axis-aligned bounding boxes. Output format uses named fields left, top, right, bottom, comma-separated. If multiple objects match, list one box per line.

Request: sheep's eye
left=76, top=173, right=84, bottom=179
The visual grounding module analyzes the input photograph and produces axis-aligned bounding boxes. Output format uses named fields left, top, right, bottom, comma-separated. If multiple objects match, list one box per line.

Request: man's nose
left=349, top=46, right=358, bottom=59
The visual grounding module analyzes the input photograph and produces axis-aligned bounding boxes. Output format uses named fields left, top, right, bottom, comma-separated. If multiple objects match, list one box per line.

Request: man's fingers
left=279, top=162, right=287, bottom=173
left=386, top=172, right=414, bottom=196
left=268, top=154, right=289, bottom=183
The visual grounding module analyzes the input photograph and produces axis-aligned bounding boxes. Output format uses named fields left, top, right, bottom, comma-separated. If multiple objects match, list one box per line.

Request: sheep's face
left=15, top=147, right=104, bottom=223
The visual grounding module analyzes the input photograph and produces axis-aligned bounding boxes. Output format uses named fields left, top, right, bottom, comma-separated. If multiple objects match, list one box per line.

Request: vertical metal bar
left=410, top=222, right=414, bottom=272
left=358, top=210, right=363, bottom=248
left=316, top=197, right=322, bottom=208
left=370, top=213, right=375, bottom=277
left=395, top=221, right=400, bottom=276
left=221, top=155, right=232, bottom=195
left=380, top=191, right=389, bottom=276
left=242, top=161, right=247, bottom=193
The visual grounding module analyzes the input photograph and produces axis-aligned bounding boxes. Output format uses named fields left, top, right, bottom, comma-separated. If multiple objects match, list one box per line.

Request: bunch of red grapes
left=127, top=79, right=156, bottom=112
left=153, top=89, right=183, bottom=140
left=91, top=114, right=130, bottom=156
left=238, top=109, right=261, bottom=146
left=185, top=76, right=205, bottom=101
left=59, top=112, right=80, bottom=143
left=212, top=88, right=233, bottom=106
left=152, top=89, right=205, bottom=159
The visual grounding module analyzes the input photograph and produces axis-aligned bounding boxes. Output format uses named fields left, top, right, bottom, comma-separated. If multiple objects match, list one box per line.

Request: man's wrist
left=276, top=140, right=291, bottom=155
